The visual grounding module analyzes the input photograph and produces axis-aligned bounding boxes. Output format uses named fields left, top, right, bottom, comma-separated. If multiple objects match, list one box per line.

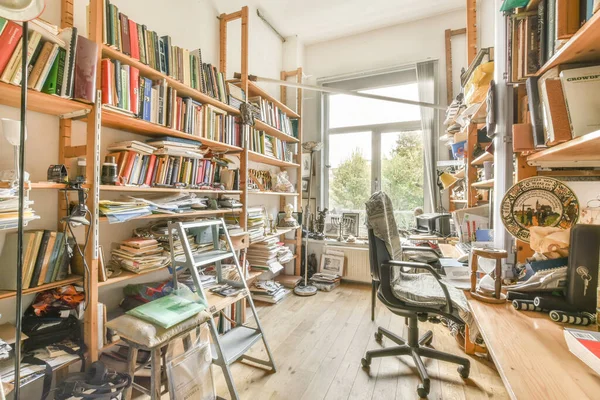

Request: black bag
left=21, top=314, right=82, bottom=353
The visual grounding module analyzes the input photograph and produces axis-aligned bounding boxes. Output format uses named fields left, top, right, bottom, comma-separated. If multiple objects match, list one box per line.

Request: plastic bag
left=165, top=324, right=215, bottom=400
left=500, top=0, right=529, bottom=12
left=273, top=170, right=295, bottom=193
left=464, top=62, right=494, bottom=106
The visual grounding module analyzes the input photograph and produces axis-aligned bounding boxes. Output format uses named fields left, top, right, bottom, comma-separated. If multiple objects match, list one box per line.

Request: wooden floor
left=212, top=283, right=508, bottom=400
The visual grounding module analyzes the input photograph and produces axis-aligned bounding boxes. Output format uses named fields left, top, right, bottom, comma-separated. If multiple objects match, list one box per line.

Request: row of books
left=0, top=18, right=98, bottom=102
left=508, top=0, right=598, bottom=83
left=248, top=130, right=294, bottom=162
left=102, top=0, right=228, bottom=103
left=0, top=231, right=74, bottom=290
left=247, top=207, right=266, bottom=243
left=205, top=105, right=243, bottom=146
left=250, top=95, right=298, bottom=137
left=525, top=64, right=600, bottom=148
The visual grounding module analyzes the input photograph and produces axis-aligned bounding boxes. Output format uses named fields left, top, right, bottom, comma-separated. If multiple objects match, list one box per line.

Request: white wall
left=0, top=0, right=285, bottom=321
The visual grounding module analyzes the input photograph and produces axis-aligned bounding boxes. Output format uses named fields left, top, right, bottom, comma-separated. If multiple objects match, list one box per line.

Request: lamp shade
left=1, top=118, right=26, bottom=145
left=0, top=0, right=45, bottom=21
left=439, top=171, right=459, bottom=190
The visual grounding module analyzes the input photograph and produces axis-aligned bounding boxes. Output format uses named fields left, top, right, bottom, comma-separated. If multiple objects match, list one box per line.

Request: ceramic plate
left=501, top=176, right=579, bottom=243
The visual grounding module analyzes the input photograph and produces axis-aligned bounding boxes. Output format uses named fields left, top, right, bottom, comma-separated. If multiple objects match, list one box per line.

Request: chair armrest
left=402, top=246, right=441, bottom=257
left=383, top=260, right=454, bottom=315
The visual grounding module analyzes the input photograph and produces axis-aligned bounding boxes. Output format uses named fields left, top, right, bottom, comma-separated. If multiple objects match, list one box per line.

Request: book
left=564, top=328, right=600, bottom=375
left=556, top=0, right=580, bottom=40
left=10, top=30, right=42, bottom=85
left=0, top=232, right=35, bottom=290
left=37, top=231, right=57, bottom=286
left=58, top=26, right=78, bottom=98
left=44, top=232, right=64, bottom=284
left=33, top=42, right=59, bottom=91
left=0, top=21, right=22, bottom=77
left=30, top=230, right=51, bottom=288
left=526, top=77, right=546, bottom=149
left=560, top=65, right=600, bottom=138
left=24, top=231, right=44, bottom=288
left=542, top=78, right=571, bottom=146
left=119, top=12, right=130, bottom=56
left=73, top=35, right=99, bottom=103
left=129, top=66, right=139, bottom=115
left=55, top=238, right=74, bottom=281
left=0, top=38, right=22, bottom=83
left=41, top=48, right=65, bottom=95
left=128, top=18, right=139, bottom=60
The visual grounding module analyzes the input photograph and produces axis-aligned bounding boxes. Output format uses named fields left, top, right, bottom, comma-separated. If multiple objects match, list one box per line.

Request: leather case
left=512, top=123, right=534, bottom=152
left=567, top=224, right=600, bottom=313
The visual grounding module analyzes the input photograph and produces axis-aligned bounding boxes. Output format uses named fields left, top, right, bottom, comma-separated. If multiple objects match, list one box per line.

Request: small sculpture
left=313, top=207, right=328, bottom=239
left=269, top=214, right=277, bottom=234
left=279, top=203, right=298, bottom=227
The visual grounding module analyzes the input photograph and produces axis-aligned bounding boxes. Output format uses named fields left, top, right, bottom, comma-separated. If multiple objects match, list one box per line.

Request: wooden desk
left=438, top=243, right=460, bottom=258
left=408, top=234, right=458, bottom=243
left=468, top=297, right=600, bottom=400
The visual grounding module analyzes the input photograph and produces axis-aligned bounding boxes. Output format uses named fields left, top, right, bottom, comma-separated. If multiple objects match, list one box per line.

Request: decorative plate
left=500, top=176, right=579, bottom=243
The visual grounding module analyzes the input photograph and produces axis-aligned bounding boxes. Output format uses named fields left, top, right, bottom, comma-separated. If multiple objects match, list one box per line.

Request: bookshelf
left=0, top=82, right=92, bottom=116
left=0, top=275, right=83, bottom=301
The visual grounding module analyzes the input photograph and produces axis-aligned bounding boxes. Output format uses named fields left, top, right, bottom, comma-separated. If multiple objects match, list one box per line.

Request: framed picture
left=342, top=212, right=360, bottom=237
left=301, top=179, right=309, bottom=197
left=301, top=153, right=311, bottom=178
left=320, top=253, right=344, bottom=276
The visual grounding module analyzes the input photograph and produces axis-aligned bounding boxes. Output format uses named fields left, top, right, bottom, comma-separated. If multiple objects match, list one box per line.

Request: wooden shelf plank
left=471, top=179, right=494, bottom=189
left=251, top=227, right=299, bottom=244
left=99, top=208, right=241, bottom=223
left=229, top=80, right=300, bottom=118
left=247, top=191, right=300, bottom=196
left=98, top=268, right=168, bottom=288
left=0, top=275, right=83, bottom=300
left=471, top=152, right=493, bottom=166
left=248, top=151, right=300, bottom=168
left=99, top=185, right=242, bottom=195
left=0, top=82, right=91, bottom=116
left=102, top=109, right=242, bottom=153
left=526, top=130, right=600, bottom=166
left=536, top=12, right=600, bottom=76
left=206, top=289, right=247, bottom=314
left=254, top=120, right=299, bottom=143
left=102, top=45, right=240, bottom=115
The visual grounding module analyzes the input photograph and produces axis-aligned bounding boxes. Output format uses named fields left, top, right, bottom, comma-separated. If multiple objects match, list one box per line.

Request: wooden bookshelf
left=98, top=267, right=168, bottom=288
left=229, top=79, right=300, bottom=118
left=536, top=12, right=600, bottom=76
left=526, top=130, right=600, bottom=167
left=99, top=208, right=241, bottom=223
left=254, top=120, right=300, bottom=143
left=247, top=191, right=300, bottom=197
left=0, top=82, right=92, bottom=116
left=205, top=288, right=248, bottom=314
left=248, top=151, right=300, bottom=168
left=102, top=45, right=240, bottom=115
left=102, top=108, right=242, bottom=153
left=0, top=275, right=83, bottom=300
left=471, top=179, right=495, bottom=189
left=471, top=152, right=493, bottom=166
left=99, top=185, right=242, bottom=195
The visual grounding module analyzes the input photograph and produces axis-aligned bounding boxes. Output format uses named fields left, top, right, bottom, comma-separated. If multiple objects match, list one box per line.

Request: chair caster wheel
left=361, top=358, right=370, bottom=369
left=458, top=365, right=470, bottom=379
left=374, top=332, right=383, bottom=343
left=417, top=383, right=429, bottom=398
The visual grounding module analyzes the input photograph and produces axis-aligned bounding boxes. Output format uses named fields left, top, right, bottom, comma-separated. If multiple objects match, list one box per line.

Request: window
left=323, top=76, right=423, bottom=235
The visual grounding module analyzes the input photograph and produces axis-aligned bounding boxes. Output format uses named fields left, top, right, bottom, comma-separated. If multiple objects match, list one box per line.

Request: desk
left=438, top=243, right=460, bottom=258
left=407, top=234, right=458, bottom=243
left=468, top=296, right=600, bottom=400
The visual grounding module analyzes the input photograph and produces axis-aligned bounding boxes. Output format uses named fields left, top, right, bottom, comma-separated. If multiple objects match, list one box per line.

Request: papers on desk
left=452, top=205, right=489, bottom=243
left=440, top=258, right=471, bottom=290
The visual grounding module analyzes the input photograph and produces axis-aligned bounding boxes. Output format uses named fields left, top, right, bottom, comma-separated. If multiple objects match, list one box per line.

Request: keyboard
left=456, top=242, right=472, bottom=256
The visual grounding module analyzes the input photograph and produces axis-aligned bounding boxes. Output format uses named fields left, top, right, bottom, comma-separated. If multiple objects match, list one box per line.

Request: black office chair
left=363, top=228, right=470, bottom=398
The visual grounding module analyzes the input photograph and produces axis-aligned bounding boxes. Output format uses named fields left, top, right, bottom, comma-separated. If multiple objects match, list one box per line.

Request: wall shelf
left=248, top=191, right=300, bottom=196
left=0, top=275, right=83, bottom=300
left=471, top=152, right=493, bottom=166
left=98, top=267, right=168, bottom=288
left=254, top=120, right=299, bottom=143
left=526, top=130, right=600, bottom=167
left=229, top=80, right=300, bottom=118
left=99, top=208, right=241, bottom=223
left=471, top=179, right=494, bottom=189
left=99, top=185, right=242, bottom=195
left=0, top=82, right=91, bottom=116
left=248, top=151, right=300, bottom=168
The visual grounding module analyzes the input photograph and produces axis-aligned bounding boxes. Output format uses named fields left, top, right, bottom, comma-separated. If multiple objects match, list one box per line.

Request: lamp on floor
left=0, top=1, right=46, bottom=398
left=294, top=141, right=322, bottom=297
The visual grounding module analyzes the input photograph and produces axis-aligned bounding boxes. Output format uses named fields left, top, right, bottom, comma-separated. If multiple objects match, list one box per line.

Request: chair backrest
left=368, top=228, right=392, bottom=282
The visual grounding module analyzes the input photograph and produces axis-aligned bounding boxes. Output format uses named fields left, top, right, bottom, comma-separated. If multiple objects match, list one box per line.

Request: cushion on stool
left=106, top=310, right=211, bottom=348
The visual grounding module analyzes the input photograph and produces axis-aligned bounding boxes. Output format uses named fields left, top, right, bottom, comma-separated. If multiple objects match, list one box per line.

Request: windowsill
left=308, top=237, right=369, bottom=247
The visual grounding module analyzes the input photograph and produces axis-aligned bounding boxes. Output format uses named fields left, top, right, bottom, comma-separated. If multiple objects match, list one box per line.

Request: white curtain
left=416, top=61, right=439, bottom=213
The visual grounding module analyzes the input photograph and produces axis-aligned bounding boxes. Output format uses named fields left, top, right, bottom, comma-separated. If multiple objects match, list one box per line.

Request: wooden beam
left=451, top=28, right=467, bottom=36
left=239, top=6, right=249, bottom=231
left=221, top=10, right=242, bottom=22
left=515, top=154, right=537, bottom=263
left=64, top=145, right=87, bottom=159
left=60, top=0, right=74, bottom=28
left=219, top=14, right=227, bottom=75
left=466, top=0, right=478, bottom=64
left=445, top=29, right=453, bottom=105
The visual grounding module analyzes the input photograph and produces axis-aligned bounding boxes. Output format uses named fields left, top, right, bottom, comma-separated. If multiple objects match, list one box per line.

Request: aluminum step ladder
left=167, top=218, right=276, bottom=400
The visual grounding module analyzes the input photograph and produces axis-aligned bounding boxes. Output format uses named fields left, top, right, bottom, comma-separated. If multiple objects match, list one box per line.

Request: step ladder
left=167, top=218, right=276, bottom=400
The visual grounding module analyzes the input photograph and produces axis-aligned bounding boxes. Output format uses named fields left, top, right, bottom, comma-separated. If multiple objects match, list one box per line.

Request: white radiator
left=324, top=245, right=371, bottom=283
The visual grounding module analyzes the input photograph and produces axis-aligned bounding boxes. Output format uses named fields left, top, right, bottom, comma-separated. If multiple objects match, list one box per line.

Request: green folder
left=127, top=294, right=206, bottom=329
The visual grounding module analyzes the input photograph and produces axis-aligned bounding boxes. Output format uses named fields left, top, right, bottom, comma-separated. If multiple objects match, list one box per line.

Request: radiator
left=324, top=245, right=371, bottom=283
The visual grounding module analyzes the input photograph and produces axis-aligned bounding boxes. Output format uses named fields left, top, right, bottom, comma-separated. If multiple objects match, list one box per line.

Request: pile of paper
left=310, top=273, right=341, bottom=291
left=99, top=200, right=152, bottom=223
left=125, top=192, right=204, bottom=214
left=0, top=186, right=39, bottom=229
left=247, top=207, right=265, bottom=243
left=250, top=280, right=290, bottom=304
left=247, top=237, right=284, bottom=274
left=111, top=237, right=169, bottom=274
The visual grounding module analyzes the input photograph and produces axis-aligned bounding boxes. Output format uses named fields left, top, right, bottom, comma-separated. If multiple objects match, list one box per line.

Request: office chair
left=363, top=193, right=470, bottom=398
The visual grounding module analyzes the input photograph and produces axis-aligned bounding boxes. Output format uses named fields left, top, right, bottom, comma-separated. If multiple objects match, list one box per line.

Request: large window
left=324, top=75, right=424, bottom=235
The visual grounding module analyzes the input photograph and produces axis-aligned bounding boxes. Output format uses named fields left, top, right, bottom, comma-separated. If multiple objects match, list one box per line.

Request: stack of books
left=105, top=139, right=233, bottom=188
left=248, top=130, right=292, bottom=162
left=102, top=0, right=228, bottom=103
left=227, top=83, right=246, bottom=110
left=204, top=105, right=242, bottom=147
left=124, top=192, right=205, bottom=215
left=111, top=237, right=169, bottom=274
left=0, top=18, right=98, bottom=102
left=275, top=275, right=302, bottom=289
left=277, top=245, right=294, bottom=264
left=310, top=273, right=341, bottom=292
left=246, top=237, right=284, bottom=274
left=99, top=199, right=152, bottom=223
left=247, top=207, right=265, bottom=243
left=0, top=185, right=38, bottom=229
left=249, top=96, right=297, bottom=137
left=250, top=280, right=290, bottom=304
left=0, top=230, right=74, bottom=290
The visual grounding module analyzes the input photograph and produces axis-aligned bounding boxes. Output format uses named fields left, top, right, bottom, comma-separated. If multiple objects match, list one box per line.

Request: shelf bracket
left=59, top=109, right=91, bottom=120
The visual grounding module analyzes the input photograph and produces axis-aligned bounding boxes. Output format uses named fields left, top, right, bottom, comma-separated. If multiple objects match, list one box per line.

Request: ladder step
left=175, top=249, right=233, bottom=267
left=174, top=219, right=223, bottom=229
left=212, top=326, right=263, bottom=365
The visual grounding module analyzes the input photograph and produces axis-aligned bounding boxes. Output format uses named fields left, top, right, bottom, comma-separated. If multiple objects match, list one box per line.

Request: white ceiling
left=215, top=0, right=465, bottom=45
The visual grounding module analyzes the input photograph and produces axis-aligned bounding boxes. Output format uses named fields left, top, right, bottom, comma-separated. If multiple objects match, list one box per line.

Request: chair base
left=362, top=316, right=470, bottom=398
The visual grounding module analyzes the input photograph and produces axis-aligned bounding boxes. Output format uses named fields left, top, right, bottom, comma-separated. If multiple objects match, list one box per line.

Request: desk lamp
left=294, top=141, right=322, bottom=297
left=0, top=2, right=46, bottom=398
left=1, top=118, right=28, bottom=183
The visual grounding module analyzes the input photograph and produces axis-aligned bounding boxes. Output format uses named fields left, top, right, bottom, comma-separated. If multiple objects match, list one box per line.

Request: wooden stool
left=106, top=311, right=211, bottom=400
left=470, top=248, right=508, bottom=304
